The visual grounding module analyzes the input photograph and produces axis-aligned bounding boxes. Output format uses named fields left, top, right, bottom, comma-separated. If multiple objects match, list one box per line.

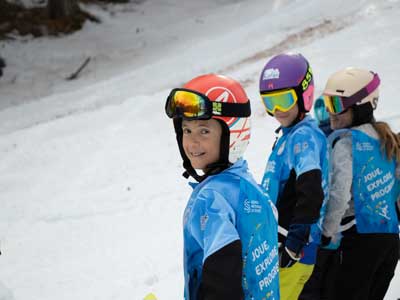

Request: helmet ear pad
left=173, top=118, right=192, bottom=170
left=352, top=102, right=374, bottom=127
left=215, top=119, right=230, bottom=165
left=302, top=83, right=314, bottom=112
left=293, top=82, right=314, bottom=113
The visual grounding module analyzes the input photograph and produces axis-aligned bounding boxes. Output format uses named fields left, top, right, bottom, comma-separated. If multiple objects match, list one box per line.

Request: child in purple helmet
left=258, top=53, right=328, bottom=300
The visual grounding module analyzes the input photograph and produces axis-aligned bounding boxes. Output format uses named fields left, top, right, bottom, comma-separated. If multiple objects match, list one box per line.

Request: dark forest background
left=0, top=0, right=140, bottom=39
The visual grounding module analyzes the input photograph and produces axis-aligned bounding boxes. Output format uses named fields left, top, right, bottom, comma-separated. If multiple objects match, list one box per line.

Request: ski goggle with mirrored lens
left=323, top=72, right=380, bottom=115
left=260, top=89, right=298, bottom=114
left=165, top=88, right=251, bottom=120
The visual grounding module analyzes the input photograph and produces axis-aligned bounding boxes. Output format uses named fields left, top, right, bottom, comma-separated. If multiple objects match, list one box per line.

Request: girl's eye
left=182, top=128, right=191, bottom=134
left=200, top=128, right=210, bottom=134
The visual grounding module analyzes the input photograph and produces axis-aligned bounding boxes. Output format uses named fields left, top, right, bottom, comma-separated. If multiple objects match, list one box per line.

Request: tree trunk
left=47, top=0, right=79, bottom=19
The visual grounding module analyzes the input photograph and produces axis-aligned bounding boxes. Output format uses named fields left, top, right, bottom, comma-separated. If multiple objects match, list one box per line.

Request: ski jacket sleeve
left=289, top=127, right=323, bottom=177
left=292, top=169, right=324, bottom=224
left=322, top=136, right=353, bottom=237
left=289, top=128, right=325, bottom=224
left=201, top=240, right=243, bottom=300
left=198, top=188, right=240, bottom=259
left=194, top=187, right=243, bottom=300
left=285, top=169, right=324, bottom=254
left=282, top=128, right=325, bottom=254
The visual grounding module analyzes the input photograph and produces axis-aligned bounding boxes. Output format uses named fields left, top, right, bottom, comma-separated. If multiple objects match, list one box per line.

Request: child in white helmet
left=321, top=67, right=400, bottom=300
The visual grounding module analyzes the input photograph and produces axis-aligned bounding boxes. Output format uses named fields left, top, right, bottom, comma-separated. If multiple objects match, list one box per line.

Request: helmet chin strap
left=182, top=161, right=206, bottom=182
left=182, top=161, right=232, bottom=183
left=173, top=119, right=204, bottom=182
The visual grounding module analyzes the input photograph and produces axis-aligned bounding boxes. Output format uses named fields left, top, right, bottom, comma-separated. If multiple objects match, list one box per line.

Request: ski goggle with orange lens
left=260, top=89, right=298, bottom=114
left=323, top=72, right=380, bottom=115
left=165, top=88, right=251, bottom=120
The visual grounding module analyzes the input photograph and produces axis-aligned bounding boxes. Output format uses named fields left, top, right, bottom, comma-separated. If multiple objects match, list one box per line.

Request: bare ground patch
left=0, top=0, right=147, bottom=40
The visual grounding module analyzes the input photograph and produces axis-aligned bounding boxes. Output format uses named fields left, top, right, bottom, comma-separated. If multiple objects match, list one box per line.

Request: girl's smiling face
left=182, top=119, right=222, bottom=171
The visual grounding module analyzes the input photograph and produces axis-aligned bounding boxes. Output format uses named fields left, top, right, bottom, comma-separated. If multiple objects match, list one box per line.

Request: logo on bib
left=244, top=199, right=262, bottom=213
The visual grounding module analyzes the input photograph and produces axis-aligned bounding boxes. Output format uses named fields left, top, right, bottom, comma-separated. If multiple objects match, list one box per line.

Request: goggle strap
left=344, top=73, right=380, bottom=107
left=215, top=101, right=251, bottom=117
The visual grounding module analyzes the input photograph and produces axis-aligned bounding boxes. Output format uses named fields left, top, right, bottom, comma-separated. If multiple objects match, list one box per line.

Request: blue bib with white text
left=351, top=130, right=399, bottom=234
left=183, top=160, right=280, bottom=300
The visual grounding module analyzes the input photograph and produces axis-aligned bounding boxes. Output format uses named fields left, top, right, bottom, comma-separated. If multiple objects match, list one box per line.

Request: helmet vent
left=336, top=89, right=345, bottom=93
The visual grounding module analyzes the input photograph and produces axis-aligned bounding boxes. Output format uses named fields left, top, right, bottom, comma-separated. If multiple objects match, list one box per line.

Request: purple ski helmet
left=259, top=53, right=314, bottom=112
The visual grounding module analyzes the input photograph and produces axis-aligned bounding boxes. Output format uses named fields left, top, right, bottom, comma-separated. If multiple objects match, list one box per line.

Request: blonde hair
left=372, top=121, right=400, bottom=164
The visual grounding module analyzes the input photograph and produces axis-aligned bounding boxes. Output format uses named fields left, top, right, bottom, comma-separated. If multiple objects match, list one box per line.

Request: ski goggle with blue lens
left=165, top=88, right=251, bottom=120
left=260, top=89, right=298, bottom=114
left=323, top=72, right=380, bottom=115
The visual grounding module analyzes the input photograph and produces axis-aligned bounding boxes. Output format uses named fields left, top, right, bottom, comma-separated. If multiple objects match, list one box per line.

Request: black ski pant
left=298, top=247, right=340, bottom=300
left=334, top=232, right=399, bottom=300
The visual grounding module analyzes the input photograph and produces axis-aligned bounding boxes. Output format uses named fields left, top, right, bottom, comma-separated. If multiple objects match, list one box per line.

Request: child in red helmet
left=165, top=74, right=280, bottom=300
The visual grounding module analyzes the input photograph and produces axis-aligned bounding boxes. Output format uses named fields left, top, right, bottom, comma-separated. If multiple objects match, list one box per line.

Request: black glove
left=279, top=247, right=299, bottom=268
left=320, top=234, right=332, bottom=247
left=285, top=223, right=310, bottom=255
